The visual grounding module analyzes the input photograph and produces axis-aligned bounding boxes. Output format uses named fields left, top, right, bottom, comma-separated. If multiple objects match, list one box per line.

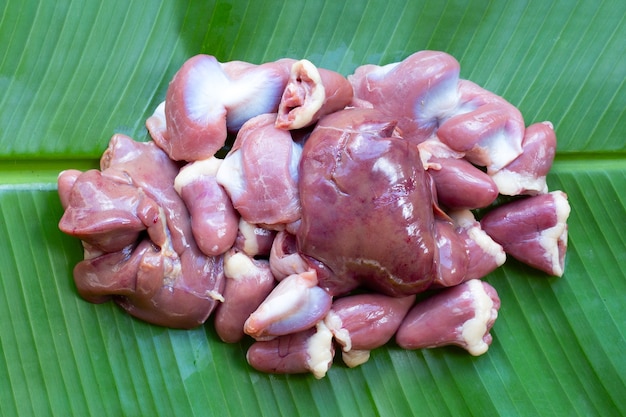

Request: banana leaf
left=1, top=0, right=625, bottom=416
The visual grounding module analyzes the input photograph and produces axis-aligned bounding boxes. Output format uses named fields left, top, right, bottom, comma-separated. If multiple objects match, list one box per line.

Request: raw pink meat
left=297, top=108, right=438, bottom=297
left=480, top=191, right=570, bottom=276
left=216, top=113, right=302, bottom=229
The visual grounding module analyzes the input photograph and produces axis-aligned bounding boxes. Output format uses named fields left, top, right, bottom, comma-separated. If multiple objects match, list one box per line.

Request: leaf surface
left=1, top=1, right=625, bottom=416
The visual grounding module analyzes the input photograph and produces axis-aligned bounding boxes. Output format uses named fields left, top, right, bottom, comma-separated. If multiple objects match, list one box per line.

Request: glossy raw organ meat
left=58, top=134, right=224, bottom=328
left=56, top=50, right=571, bottom=378
left=437, top=80, right=525, bottom=174
left=243, top=270, right=332, bottom=340
left=174, top=157, right=239, bottom=256
left=297, top=108, right=437, bottom=297
left=214, top=249, right=276, bottom=343
left=348, top=50, right=461, bottom=143
left=491, top=121, right=557, bottom=196
left=233, top=219, right=276, bottom=258
left=269, top=231, right=309, bottom=280
left=216, top=113, right=302, bottom=229
left=146, top=55, right=295, bottom=161
left=396, top=279, right=500, bottom=355
left=419, top=139, right=499, bottom=209
left=246, top=321, right=335, bottom=379
left=276, top=59, right=353, bottom=129
left=449, top=209, right=507, bottom=281
left=481, top=191, right=570, bottom=276
left=432, top=217, right=470, bottom=287
left=58, top=169, right=157, bottom=253
left=325, top=293, right=415, bottom=367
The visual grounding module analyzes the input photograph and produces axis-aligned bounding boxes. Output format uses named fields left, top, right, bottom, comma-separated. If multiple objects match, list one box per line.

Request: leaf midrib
left=1, top=151, right=624, bottom=186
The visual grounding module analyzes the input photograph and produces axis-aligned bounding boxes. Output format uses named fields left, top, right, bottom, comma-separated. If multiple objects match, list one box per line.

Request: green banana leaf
left=1, top=0, right=624, bottom=416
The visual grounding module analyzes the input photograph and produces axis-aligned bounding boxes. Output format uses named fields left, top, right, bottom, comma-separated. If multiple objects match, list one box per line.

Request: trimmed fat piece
left=480, top=191, right=570, bottom=276
left=396, top=279, right=500, bottom=356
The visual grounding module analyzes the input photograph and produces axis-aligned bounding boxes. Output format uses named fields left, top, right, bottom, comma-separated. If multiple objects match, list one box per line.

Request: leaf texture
left=1, top=0, right=625, bottom=416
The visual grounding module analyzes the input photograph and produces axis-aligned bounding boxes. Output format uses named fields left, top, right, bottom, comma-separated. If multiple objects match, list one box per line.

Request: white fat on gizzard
left=460, top=279, right=498, bottom=356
